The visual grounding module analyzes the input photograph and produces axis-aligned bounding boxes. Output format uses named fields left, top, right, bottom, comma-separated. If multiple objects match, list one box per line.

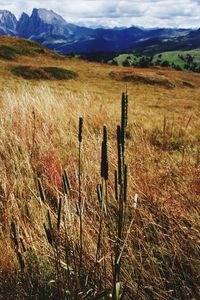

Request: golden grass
left=0, top=39, right=200, bottom=299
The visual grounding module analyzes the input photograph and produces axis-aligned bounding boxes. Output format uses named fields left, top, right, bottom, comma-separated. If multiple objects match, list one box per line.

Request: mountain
left=130, top=29, right=200, bottom=55
left=17, top=8, right=72, bottom=39
left=0, top=8, right=199, bottom=54
left=44, top=25, right=192, bottom=54
left=0, top=10, right=17, bottom=35
left=16, top=8, right=96, bottom=51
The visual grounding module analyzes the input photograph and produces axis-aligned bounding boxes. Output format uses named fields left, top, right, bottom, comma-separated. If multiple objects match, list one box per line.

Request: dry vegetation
left=0, top=37, right=200, bottom=299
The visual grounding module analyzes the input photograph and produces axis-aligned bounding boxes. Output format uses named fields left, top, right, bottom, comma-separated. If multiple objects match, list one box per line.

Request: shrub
left=122, top=59, right=131, bottom=67
left=11, top=66, right=78, bottom=80
left=43, top=67, right=77, bottom=80
left=0, top=45, right=18, bottom=60
left=137, top=56, right=152, bottom=68
left=161, top=60, right=170, bottom=67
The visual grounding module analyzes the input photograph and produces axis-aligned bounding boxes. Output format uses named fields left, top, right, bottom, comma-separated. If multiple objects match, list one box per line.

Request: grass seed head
left=101, top=125, right=109, bottom=180
left=78, top=117, right=83, bottom=143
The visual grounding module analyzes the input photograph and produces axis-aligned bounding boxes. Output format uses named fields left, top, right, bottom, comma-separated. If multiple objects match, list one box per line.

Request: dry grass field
left=0, top=37, right=199, bottom=299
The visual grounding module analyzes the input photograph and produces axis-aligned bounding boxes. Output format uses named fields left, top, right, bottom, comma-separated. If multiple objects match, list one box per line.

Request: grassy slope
left=0, top=36, right=62, bottom=60
left=0, top=37, right=200, bottom=299
left=154, top=51, right=187, bottom=68
left=153, top=49, right=200, bottom=68
left=110, top=49, right=200, bottom=70
left=110, top=53, right=140, bottom=66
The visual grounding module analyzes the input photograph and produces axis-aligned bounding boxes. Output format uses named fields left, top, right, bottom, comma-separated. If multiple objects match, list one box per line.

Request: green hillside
left=109, top=49, right=200, bottom=72
left=108, top=53, right=140, bottom=66
left=153, top=50, right=200, bottom=71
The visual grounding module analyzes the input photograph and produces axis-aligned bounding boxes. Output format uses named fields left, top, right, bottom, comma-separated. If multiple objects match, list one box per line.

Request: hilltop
left=0, top=37, right=199, bottom=299
left=0, top=36, right=63, bottom=60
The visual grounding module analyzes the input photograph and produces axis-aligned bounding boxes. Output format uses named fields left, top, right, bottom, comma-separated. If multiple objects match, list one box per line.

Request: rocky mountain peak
left=16, top=12, right=30, bottom=36
left=0, top=9, right=17, bottom=30
left=16, top=8, right=70, bottom=39
left=31, top=8, right=66, bottom=25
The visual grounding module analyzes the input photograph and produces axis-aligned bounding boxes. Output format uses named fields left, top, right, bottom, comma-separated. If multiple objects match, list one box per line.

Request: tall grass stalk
left=62, top=170, right=72, bottom=291
left=78, top=117, right=83, bottom=277
left=96, top=183, right=103, bottom=264
left=113, top=91, right=128, bottom=300
left=95, top=125, right=109, bottom=289
left=101, top=125, right=109, bottom=209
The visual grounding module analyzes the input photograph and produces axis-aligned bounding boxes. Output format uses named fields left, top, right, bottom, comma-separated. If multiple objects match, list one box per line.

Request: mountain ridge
left=0, top=8, right=199, bottom=54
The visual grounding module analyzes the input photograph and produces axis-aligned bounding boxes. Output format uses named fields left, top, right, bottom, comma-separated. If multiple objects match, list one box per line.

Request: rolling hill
left=0, top=35, right=62, bottom=60
left=108, top=49, right=200, bottom=73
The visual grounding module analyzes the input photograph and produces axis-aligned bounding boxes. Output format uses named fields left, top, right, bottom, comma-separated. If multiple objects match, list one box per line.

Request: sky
left=1, top=0, right=200, bottom=28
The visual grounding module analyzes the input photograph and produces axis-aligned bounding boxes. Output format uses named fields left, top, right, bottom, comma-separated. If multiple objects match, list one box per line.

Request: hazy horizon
left=0, top=1, right=200, bottom=29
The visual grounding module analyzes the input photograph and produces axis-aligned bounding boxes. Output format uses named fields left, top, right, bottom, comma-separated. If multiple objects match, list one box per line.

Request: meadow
left=109, top=50, right=200, bottom=72
left=0, top=37, right=199, bottom=299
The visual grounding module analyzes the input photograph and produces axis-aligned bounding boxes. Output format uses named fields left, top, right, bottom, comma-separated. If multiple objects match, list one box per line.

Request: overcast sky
left=1, top=0, right=200, bottom=28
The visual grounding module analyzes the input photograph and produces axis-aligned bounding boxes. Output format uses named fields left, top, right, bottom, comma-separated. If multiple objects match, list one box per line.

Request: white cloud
left=0, top=0, right=200, bottom=28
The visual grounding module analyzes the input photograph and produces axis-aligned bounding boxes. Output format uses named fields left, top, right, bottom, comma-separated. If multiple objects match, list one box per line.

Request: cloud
left=0, top=0, right=200, bottom=28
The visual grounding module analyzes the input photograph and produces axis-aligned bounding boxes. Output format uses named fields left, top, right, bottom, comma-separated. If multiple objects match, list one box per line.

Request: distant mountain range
left=0, top=8, right=200, bottom=54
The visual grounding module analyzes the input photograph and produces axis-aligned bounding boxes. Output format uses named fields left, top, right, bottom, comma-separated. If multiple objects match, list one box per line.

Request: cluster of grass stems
left=0, top=87, right=199, bottom=300
left=8, top=91, right=140, bottom=299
